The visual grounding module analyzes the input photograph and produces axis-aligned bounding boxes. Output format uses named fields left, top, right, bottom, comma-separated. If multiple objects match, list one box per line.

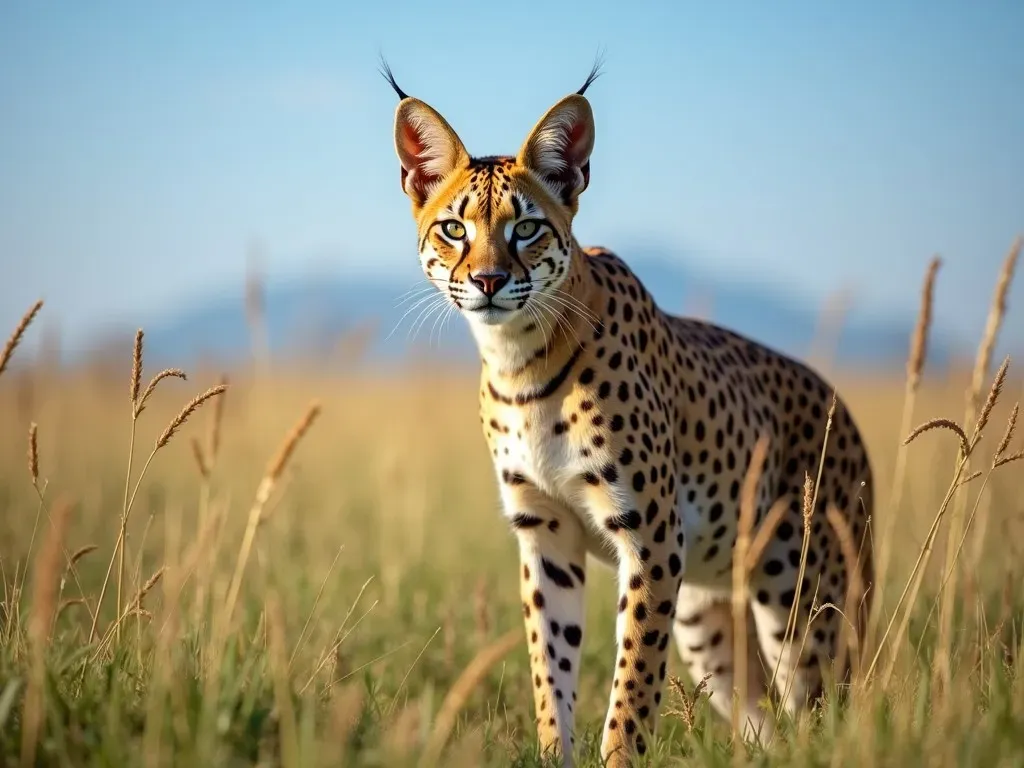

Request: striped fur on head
left=387, top=63, right=600, bottom=335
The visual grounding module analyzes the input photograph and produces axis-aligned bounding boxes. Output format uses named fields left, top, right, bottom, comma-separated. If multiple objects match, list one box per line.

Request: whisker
left=546, top=294, right=588, bottom=347
left=386, top=292, right=446, bottom=340
left=409, top=296, right=451, bottom=343
left=392, top=286, right=438, bottom=308
left=402, top=295, right=449, bottom=344
left=548, top=287, right=601, bottom=324
left=527, top=297, right=558, bottom=347
left=524, top=303, right=551, bottom=350
left=536, top=291, right=599, bottom=336
left=548, top=290, right=602, bottom=329
left=394, top=277, right=447, bottom=302
left=435, top=303, right=457, bottom=347
left=549, top=285, right=600, bottom=317
left=429, top=301, right=457, bottom=347
left=532, top=294, right=583, bottom=350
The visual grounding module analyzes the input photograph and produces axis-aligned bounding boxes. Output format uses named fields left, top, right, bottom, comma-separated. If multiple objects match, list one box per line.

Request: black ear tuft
left=378, top=53, right=410, bottom=101
left=576, top=49, right=606, bottom=96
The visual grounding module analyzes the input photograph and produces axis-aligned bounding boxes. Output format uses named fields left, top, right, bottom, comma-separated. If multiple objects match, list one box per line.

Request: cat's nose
left=469, top=270, right=511, bottom=298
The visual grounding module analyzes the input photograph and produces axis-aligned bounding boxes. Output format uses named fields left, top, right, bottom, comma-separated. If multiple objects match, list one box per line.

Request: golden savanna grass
left=1, top=237, right=1023, bottom=767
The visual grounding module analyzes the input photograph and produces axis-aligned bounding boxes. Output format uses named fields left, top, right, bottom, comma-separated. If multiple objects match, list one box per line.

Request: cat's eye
left=441, top=220, right=466, bottom=239
left=514, top=220, right=540, bottom=239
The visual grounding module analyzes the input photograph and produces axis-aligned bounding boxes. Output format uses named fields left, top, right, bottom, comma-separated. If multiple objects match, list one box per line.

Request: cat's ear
left=394, top=99, right=470, bottom=207
left=517, top=94, right=595, bottom=204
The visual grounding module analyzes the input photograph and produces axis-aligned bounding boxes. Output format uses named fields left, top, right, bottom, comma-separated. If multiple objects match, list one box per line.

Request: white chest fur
left=487, top=400, right=581, bottom=503
left=484, top=397, right=622, bottom=568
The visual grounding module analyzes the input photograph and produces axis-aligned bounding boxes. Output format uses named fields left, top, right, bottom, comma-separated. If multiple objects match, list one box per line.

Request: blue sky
left=1, top=1, right=1022, bottom=352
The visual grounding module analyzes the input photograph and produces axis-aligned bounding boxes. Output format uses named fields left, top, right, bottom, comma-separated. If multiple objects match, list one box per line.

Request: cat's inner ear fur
left=393, top=99, right=469, bottom=206
left=517, top=94, right=596, bottom=204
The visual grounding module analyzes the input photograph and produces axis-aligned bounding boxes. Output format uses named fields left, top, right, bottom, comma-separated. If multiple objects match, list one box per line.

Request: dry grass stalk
left=135, top=368, right=187, bottom=418
left=934, top=240, right=1019, bottom=686
left=771, top=394, right=835, bottom=717
left=288, top=543, right=345, bottom=669
left=915, top=402, right=1024, bottom=665
left=870, top=471, right=965, bottom=688
left=826, top=504, right=866, bottom=682
left=69, top=544, right=98, bottom=568
left=443, top=604, right=457, bottom=669
left=328, top=683, right=366, bottom=757
left=207, top=373, right=228, bottom=463
left=420, top=627, right=521, bottom=768
left=156, top=385, right=229, bottom=450
left=113, top=382, right=224, bottom=642
left=192, top=373, right=227, bottom=609
left=661, top=673, right=712, bottom=733
left=19, top=496, right=71, bottom=768
left=113, top=329, right=145, bottom=644
left=91, top=566, right=167, bottom=656
left=473, top=576, right=491, bottom=645
left=265, top=593, right=300, bottom=768
left=903, top=418, right=969, bottom=456
left=964, top=239, right=1019, bottom=432
left=91, top=368, right=227, bottom=644
left=0, top=298, right=43, bottom=378
left=956, top=470, right=983, bottom=487
left=298, top=575, right=376, bottom=695
left=134, top=566, right=165, bottom=607
left=865, top=361, right=1006, bottom=688
left=389, top=626, right=441, bottom=718
left=937, top=354, right=1014, bottom=690
left=908, top=256, right=942, bottom=390
left=27, top=422, right=38, bottom=488
left=971, top=356, right=1010, bottom=443
left=190, top=437, right=210, bottom=479
left=264, top=400, right=322, bottom=489
left=731, top=433, right=770, bottom=743
left=20, top=423, right=45, bottom=602
left=123, top=607, right=154, bottom=621
left=744, top=499, right=788, bottom=572
left=63, top=544, right=98, bottom=605
left=55, top=597, right=87, bottom=624
left=224, top=401, right=322, bottom=629
left=872, top=256, right=940, bottom=645
left=385, top=703, right=422, bottom=762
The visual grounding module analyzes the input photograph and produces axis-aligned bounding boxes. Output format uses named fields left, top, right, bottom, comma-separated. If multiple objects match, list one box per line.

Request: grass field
left=1, top=247, right=1023, bottom=766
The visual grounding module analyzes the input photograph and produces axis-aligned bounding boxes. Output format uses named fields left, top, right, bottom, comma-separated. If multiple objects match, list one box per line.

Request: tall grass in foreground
left=1, top=238, right=1023, bottom=767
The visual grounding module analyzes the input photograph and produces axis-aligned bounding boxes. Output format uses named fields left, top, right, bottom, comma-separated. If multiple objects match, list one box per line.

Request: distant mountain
left=91, top=246, right=958, bottom=371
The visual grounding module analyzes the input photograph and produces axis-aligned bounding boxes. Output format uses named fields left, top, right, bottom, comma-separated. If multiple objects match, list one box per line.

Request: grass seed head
left=995, top=450, right=1024, bottom=470
left=907, top=256, right=941, bottom=389
left=966, top=238, right=1019, bottom=424
left=155, top=385, right=228, bottom=450
left=133, top=566, right=166, bottom=608
left=904, top=418, right=970, bottom=456
left=802, top=471, right=815, bottom=527
left=135, top=368, right=188, bottom=418
left=69, top=544, right=98, bottom=567
left=130, top=329, right=144, bottom=406
left=661, top=673, right=711, bottom=732
left=995, top=403, right=1019, bottom=460
left=0, top=298, right=43, bottom=378
left=27, top=422, right=39, bottom=486
left=971, top=356, right=1010, bottom=443
left=265, top=400, right=322, bottom=483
